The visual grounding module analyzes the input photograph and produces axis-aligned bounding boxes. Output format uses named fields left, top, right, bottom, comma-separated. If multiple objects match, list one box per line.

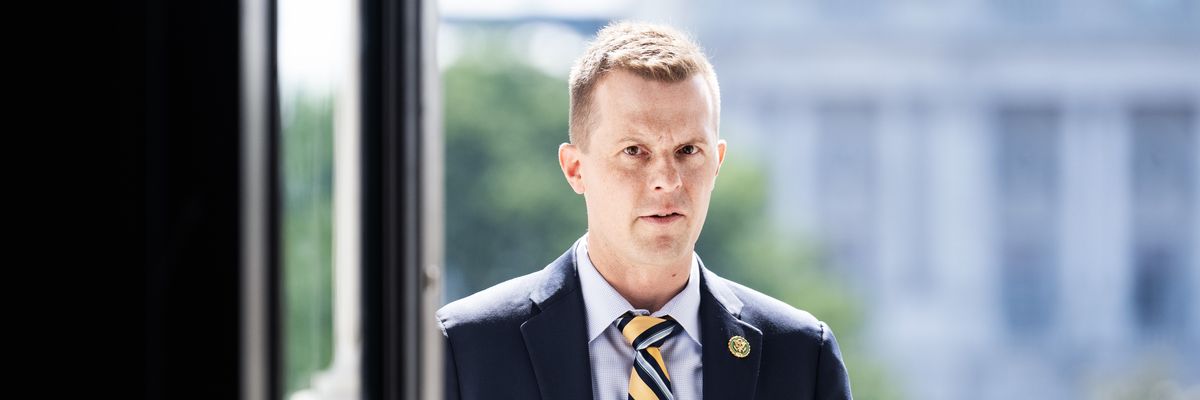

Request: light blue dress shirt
left=575, top=234, right=704, bottom=400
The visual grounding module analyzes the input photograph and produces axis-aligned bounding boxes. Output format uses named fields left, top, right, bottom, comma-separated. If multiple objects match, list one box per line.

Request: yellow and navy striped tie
left=618, top=312, right=680, bottom=400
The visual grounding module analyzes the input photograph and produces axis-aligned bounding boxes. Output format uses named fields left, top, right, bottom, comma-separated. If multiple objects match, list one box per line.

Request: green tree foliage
left=281, top=90, right=335, bottom=395
left=443, top=33, right=586, bottom=300
left=443, top=25, right=904, bottom=399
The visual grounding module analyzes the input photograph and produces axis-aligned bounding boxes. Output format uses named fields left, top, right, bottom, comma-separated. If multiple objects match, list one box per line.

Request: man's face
left=560, top=69, right=727, bottom=266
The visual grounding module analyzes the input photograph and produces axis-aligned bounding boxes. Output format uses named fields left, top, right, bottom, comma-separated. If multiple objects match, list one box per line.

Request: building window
left=994, top=104, right=1061, bottom=336
left=815, top=100, right=878, bottom=289
left=1129, top=103, right=1195, bottom=338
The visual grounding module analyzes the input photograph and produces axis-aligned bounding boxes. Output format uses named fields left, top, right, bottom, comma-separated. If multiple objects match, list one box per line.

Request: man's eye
left=623, top=146, right=641, bottom=156
left=679, top=145, right=697, bottom=155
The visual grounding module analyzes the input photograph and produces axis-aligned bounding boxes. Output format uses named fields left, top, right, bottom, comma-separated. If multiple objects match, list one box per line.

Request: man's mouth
left=640, top=212, right=684, bottom=224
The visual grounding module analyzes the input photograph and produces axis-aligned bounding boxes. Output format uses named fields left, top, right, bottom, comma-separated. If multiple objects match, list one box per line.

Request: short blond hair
left=568, top=21, right=721, bottom=150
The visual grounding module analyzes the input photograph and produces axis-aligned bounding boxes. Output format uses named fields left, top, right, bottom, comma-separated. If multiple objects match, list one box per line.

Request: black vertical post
left=361, top=0, right=427, bottom=399
left=135, top=0, right=280, bottom=397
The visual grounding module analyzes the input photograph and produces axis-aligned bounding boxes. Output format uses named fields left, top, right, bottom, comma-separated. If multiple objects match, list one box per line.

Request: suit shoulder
left=722, top=278, right=833, bottom=341
left=436, top=269, right=544, bottom=333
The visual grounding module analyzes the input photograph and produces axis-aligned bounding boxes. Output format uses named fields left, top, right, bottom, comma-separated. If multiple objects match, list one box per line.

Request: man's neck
left=585, top=234, right=691, bottom=313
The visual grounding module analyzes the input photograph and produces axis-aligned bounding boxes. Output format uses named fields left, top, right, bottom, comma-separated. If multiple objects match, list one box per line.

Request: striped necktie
left=618, top=312, right=680, bottom=400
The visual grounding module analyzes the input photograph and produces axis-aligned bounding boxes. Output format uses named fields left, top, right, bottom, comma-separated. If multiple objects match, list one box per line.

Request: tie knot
left=617, top=312, right=679, bottom=349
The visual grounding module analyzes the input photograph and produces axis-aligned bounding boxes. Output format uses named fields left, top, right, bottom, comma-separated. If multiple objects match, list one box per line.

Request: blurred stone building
left=647, top=1, right=1199, bottom=399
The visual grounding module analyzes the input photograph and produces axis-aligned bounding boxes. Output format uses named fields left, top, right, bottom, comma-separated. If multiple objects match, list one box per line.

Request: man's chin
left=630, top=233, right=692, bottom=257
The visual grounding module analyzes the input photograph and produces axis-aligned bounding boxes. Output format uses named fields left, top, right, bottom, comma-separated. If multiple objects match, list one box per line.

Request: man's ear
left=715, top=138, right=727, bottom=177
left=559, top=143, right=585, bottom=194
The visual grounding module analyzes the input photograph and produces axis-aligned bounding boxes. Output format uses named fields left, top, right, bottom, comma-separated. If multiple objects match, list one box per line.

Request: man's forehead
left=586, top=71, right=718, bottom=147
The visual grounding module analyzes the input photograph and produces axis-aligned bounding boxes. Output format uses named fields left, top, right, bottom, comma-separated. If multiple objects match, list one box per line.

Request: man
left=437, top=21, right=853, bottom=400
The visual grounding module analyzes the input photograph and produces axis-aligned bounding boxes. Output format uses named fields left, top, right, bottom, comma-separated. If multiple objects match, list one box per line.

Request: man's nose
left=649, top=155, right=683, bottom=192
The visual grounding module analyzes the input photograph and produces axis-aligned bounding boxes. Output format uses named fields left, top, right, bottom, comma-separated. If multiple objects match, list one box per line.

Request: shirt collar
left=574, top=233, right=703, bottom=346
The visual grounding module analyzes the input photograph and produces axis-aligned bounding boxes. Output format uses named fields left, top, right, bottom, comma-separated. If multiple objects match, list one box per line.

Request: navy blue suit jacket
left=437, top=242, right=853, bottom=399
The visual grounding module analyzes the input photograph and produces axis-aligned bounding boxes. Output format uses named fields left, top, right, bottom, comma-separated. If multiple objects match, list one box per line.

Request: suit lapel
left=700, top=263, right=763, bottom=400
left=520, top=244, right=595, bottom=400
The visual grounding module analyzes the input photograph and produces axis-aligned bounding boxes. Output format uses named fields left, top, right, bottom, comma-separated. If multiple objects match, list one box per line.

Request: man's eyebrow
left=615, top=134, right=710, bottom=145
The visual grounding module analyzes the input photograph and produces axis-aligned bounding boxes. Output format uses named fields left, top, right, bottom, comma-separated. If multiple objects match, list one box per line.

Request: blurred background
left=271, top=0, right=1199, bottom=399
left=432, top=1, right=1200, bottom=400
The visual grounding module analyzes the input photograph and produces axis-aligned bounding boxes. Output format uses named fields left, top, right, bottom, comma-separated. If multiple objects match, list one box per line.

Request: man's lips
left=639, top=211, right=685, bottom=224
left=640, top=208, right=685, bottom=217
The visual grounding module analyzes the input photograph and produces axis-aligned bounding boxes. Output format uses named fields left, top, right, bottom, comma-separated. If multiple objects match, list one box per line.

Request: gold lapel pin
left=728, top=335, right=750, bottom=358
